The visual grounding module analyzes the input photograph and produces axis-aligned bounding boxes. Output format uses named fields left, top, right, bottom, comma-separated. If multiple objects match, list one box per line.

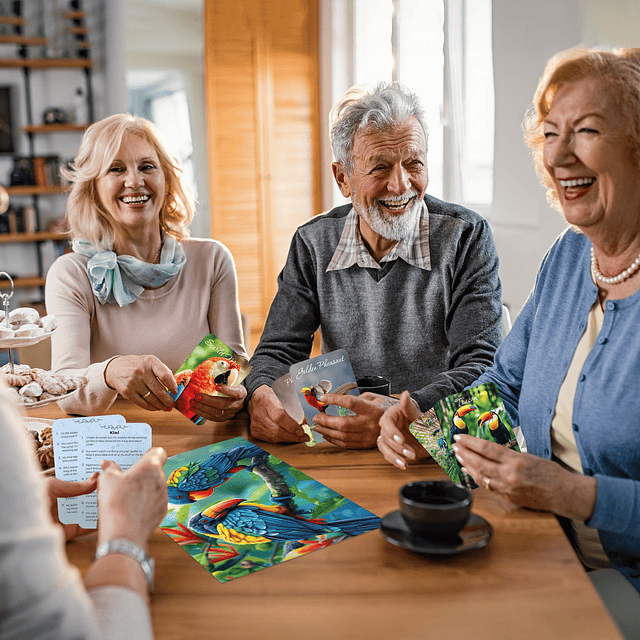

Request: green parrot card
left=160, top=437, right=381, bottom=582
left=410, top=382, right=519, bottom=490
left=288, top=349, right=360, bottom=445
left=170, top=334, right=251, bottom=425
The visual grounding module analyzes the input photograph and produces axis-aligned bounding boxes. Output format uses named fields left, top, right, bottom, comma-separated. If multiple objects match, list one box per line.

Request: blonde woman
left=46, top=114, right=246, bottom=420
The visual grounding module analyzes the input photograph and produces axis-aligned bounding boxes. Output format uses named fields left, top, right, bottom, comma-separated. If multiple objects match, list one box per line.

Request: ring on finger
left=214, top=409, right=223, bottom=418
left=142, top=389, right=152, bottom=399
left=481, top=476, right=493, bottom=491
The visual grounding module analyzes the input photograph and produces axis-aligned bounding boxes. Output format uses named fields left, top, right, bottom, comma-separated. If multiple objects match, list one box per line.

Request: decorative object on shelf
left=9, top=156, right=35, bottom=186
left=42, top=106, right=69, bottom=124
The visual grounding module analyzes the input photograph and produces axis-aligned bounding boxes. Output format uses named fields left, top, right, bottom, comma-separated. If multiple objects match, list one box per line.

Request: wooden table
left=29, top=399, right=623, bottom=640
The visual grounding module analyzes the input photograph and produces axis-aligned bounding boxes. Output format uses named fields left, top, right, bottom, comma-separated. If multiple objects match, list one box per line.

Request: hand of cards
left=409, top=382, right=520, bottom=489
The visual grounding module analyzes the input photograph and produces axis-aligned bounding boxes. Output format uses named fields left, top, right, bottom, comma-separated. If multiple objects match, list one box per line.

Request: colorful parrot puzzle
left=161, top=437, right=381, bottom=582
left=409, top=382, right=520, bottom=489
left=170, top=334, right=251, bottom=425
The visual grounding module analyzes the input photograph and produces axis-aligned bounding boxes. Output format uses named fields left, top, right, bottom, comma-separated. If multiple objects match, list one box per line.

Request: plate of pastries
left=1, top=363, right=86, bottom=407
left=0, top=307, right=58, bottom=348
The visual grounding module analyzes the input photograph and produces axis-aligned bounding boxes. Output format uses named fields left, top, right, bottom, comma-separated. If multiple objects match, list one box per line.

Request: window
left=327, top=0, right=494, bottom=213
left=127, top=70, right=197, bottom=201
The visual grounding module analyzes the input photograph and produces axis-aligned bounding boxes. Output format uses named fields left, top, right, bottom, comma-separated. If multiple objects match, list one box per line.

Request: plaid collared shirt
left=326, top=200, right=431, bottom=272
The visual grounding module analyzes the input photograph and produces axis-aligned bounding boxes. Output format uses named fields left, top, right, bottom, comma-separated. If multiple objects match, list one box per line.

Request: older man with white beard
left=244, top=82, right=502, bottom=449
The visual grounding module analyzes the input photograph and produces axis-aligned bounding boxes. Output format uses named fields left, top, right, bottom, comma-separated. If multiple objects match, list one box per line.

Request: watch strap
left=95, top=538, right=155, bottom=592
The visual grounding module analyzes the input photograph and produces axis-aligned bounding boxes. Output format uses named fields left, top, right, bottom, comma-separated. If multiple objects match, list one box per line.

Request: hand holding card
left=288, top=349, right=360, bottom=444
left=171, top=334, right=251, bottom=425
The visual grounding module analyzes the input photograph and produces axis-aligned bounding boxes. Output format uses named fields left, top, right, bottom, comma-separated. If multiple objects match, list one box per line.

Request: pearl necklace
left=590, top=246, right=640, bottom=285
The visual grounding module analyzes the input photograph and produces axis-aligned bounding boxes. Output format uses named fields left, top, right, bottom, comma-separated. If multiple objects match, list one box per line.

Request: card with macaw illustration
left=170, top=334, right=251, bottom=425
left=288, top=349, right=360, bottom=438
left=411, top=383, right=519, bottom=490
left=160, top=437, right=381, bottom=582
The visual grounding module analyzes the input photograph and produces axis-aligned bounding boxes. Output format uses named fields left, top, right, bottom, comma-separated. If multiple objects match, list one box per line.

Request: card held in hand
left=289, top=349, right=360, bottom=438
left=410, top=382, right=519, bottom=489
left=171, top=334, right=251, bottom=425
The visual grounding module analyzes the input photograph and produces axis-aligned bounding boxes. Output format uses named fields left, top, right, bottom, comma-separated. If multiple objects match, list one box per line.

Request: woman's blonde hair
left=523, top=46, right=640, bottom=211
left=63, top=113, right=195, bottom=249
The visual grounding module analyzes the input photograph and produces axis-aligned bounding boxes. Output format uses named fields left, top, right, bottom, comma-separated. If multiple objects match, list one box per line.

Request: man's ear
left=332, top=162, right=352, bottom=198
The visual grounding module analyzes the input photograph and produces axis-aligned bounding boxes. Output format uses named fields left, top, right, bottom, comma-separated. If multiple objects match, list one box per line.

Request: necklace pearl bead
left=591, top=246, right=640, bottom=285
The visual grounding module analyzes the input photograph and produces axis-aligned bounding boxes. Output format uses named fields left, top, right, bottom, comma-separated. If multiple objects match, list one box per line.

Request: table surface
left=29, top=399, right=622, bottom=640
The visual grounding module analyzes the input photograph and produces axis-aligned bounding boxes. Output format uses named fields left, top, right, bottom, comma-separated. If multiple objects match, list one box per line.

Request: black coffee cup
left=399, top=480, right=472, bottom=539
left=357, top=376, right=390, bottom=396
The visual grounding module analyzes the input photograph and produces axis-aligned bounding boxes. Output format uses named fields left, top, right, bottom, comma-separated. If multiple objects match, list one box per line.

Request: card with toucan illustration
left=289, top=349, right=360, bottom=442
left=170, top=334, right=251, bottom=425
left=410, top=382, right=519, bottom=490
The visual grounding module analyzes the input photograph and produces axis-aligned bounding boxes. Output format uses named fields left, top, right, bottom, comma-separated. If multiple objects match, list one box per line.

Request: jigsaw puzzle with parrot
left=160, top=437, right=381, bottom=582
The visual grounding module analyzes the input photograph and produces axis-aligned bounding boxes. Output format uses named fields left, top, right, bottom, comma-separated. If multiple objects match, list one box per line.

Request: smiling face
left=333, top=117, right=428, bottom=241
left=95, top=133, right=166, bottom=238
left=543, top=76, right=640, bottom=237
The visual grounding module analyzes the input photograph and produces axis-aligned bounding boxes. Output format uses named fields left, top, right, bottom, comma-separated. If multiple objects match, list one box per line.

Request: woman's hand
left=452, top=434, right=598, bottom=520
left=47, top=472, right=99, bottom=541
left=188, top=383, right=247, bottom=422
left=96, top=447, right=168, bottom=549
left=377, top=391, right=429, bottom=468
left=104, top=354, right=178, bottom=411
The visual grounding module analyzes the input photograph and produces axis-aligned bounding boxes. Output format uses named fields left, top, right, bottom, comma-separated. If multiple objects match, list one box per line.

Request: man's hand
left=311, top=392, right=398, bottom=449
left=248, top=385, right=308, bottom=443
left=47, top=472, right=99, bottom=541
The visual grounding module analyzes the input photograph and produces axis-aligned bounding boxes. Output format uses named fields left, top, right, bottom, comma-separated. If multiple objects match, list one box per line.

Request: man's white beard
left=356, top=193, right=422, bottom=241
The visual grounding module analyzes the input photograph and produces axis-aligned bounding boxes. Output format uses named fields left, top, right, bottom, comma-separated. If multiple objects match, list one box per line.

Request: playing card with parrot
left=288, top=349, right=360, bottom=436
left=170, top=334, right=251, bottom=425
left=412, top=383, right=519, bottom=490
left=160, top=437, right=381, bottom=582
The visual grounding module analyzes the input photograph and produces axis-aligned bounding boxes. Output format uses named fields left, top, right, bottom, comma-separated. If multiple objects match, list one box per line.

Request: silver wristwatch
left=95, top=538, right=155, bottom=592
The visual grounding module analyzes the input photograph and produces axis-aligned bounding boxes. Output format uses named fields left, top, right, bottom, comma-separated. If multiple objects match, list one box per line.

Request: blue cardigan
left=475, top=228, right=640, bottom=591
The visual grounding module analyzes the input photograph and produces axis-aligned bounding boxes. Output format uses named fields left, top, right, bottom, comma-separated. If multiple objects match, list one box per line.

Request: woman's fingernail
left=395, top=458, right=406, bottom=469
left=402, top=448, right=414, bottom=459
left=455, top=454, right=464, bottom=464
left=452, top=444, right=459, bottom=453
left=393, top=434, right=403, bottom=444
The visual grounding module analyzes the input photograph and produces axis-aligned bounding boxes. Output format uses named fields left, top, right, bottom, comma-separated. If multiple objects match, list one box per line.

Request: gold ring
left=142, top=390, right=152, bottom=399
left=481, top=476, right=493, bottom=491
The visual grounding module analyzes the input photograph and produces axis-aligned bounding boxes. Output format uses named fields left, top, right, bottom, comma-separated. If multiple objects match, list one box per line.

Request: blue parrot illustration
left=167, top=444, right=269, bottom=505
left=187, top=498, right=381, bottom=545
left=478, top=410, right=513, bottom=447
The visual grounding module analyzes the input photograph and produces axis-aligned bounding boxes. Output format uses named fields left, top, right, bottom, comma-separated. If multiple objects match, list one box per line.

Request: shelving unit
left=0, top=1, right=94, bottom=297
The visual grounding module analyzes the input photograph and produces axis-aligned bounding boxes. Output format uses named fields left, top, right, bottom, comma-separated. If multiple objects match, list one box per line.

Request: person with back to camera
left=46, top=114, right=247, bottom=422
left=244, top=81, right=502, bottom=449
left=378, top=47, right=640, bottom=638
left=0, top=382, right=168, bottom=639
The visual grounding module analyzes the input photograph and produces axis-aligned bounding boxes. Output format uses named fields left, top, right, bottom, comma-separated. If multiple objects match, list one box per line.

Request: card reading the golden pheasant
left=409, top=383, right=520, bottom=490
left=288, top=349, right=360, bottom=444
left=170, top=334, right=251, bottom=425
left=160, top=437, right=381, bottom=582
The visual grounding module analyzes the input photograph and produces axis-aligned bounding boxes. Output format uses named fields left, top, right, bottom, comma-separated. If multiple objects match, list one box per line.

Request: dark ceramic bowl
left=356, top=376, right=390, bottom=396
left=399, top=480, right=472, bottom=539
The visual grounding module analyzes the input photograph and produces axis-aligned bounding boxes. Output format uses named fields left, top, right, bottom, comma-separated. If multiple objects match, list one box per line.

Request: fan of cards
left=0, top=306, right=58, bottom=347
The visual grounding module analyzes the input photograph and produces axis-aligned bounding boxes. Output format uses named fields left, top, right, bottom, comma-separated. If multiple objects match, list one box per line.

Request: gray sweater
left=245, top=195, right=502, bottom=410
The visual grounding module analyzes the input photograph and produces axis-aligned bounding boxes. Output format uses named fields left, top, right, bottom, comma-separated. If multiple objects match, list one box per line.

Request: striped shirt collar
left=326, top=200, right=431, bottom=272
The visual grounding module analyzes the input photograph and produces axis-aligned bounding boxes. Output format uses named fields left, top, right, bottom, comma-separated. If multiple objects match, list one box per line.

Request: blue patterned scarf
left=72, top=235, right=186, bottom=307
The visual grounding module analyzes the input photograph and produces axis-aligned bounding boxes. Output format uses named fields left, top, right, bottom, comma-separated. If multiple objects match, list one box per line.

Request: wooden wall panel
left=204, top=0, right=320, bottom=351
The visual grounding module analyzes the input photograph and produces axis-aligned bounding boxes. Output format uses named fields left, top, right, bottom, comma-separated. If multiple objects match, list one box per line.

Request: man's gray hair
left=329, top=81, right=428, bottom=174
